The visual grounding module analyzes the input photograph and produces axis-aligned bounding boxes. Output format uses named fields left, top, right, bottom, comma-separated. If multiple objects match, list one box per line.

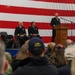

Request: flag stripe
left=0, top=0, right=75, bottom=10
left=0, top=20, right=75, bottom=29
left=34, top=0, right=75, bottom=4
left=0, top=5, right=75, bottom=17
left=42, top=37, right=51, bottom=43
left=0, top=20, right=51, bottom=29
left=0, top=13, right=75, bottom=23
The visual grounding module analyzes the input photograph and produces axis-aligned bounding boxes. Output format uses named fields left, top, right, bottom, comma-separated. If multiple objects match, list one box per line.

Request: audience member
left=12, top=40, right=29, bottom=71
left=28, top=21, right=41, bottom=39
left=14, top=21, right=28, bottom=47
left=5, top=52, right=12, bottom=64
left=15, top=40, right=29, bottom=60
left=56, top=44, right=64, bottom=48
left=5, top=52, right=13, bottom=75
left=58, top=45, right=75, bottom=75
left=46, top=42, right=56, bottom=58
left=13, top=37, right=58, bottom=75
left=65, top=39, right=73, bottom=47
left=49, top=44, right=65, bottom=68
left=0, top=40, right=8, bottom=75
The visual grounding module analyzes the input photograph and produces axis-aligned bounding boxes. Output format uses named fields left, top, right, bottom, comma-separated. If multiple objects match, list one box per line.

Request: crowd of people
left=0, top=37, right=75, bottom=75
left=0, top=13, right=74, bottom=75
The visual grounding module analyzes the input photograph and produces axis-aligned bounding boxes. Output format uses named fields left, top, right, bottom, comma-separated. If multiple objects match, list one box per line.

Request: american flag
left=0, top=0, right=75, bottom=46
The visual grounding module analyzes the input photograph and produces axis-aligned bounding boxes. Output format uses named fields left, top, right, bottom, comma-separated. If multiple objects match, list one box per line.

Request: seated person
left=14, top=21, right=28, bottom=47
left=58, top=45, right=75, bottom=75
left=65, top=39, right=73, bottom=47
left=28, top=21, right=41, bottom=39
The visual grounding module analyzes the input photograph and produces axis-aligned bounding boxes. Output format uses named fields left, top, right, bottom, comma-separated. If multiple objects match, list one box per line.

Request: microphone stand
left=60, top=17, right=75, bottom=24
left=60, top=17, right=75, bottom=40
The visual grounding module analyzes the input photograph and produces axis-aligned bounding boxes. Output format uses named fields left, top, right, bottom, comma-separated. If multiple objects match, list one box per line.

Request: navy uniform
left=14, top=26, right=28, bottom=47
left=51, top=17, right=60, bottom=42
left=28, top=26, right=40, bottom=39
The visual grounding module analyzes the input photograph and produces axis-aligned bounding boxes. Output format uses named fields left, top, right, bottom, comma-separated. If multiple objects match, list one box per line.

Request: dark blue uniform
left=14, top=26, right=28, bottom=47
left=28, top=26, right=40, bottom=39
left=51, top=17, right=60, bottom=42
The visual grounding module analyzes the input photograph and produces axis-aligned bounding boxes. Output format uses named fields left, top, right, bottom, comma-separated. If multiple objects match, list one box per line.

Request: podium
left=54, top=25, right=68, bottom=46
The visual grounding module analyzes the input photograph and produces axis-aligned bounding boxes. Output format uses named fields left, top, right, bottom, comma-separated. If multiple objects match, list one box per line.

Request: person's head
left=56, top=44, right=64, bottom=48
left=47, top=42, right=56, bottom=53
left=64, top=45, right=75, bottom=75
left=16, top=40, right=29, bottom=60
left=5, top=53, right=12, bottom=75
left=49, top=44, right=65, bottom=67
left=31, top=21, right=36, bottom=26
left=18, top=21, right=23, bottom=27
left=52, top=44, right=64, bottom=53
left=0, top=40, right=8, bottom=74
left=20, top=40, right=29, bottom=56
left=65, top=39, right=73, bottom=47
left=5, top=52, right=12, bottom=64
left=55, top=13, right=59, bottom=18
left=28, top=37, right=45, bottom=57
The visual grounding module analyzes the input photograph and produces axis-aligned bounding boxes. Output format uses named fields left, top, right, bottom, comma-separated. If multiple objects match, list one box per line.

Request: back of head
left=28, top=37, right=45, bottom=57
left=65, top=39, right=73, bottom=47
left=47, top=42, right=56, bottom=53
left=49, top=44, right=65, bottom=67
left=52, top=44, right=64, bottom=53
left=16, top=40, right=29, bottom=60
left=65, top=45, right=75, bottom=75
left=5, top=52, right=12, bottom=64
left=20, top=40, right=29, bottom=54
left=0, top=40, right=5, bottom=72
